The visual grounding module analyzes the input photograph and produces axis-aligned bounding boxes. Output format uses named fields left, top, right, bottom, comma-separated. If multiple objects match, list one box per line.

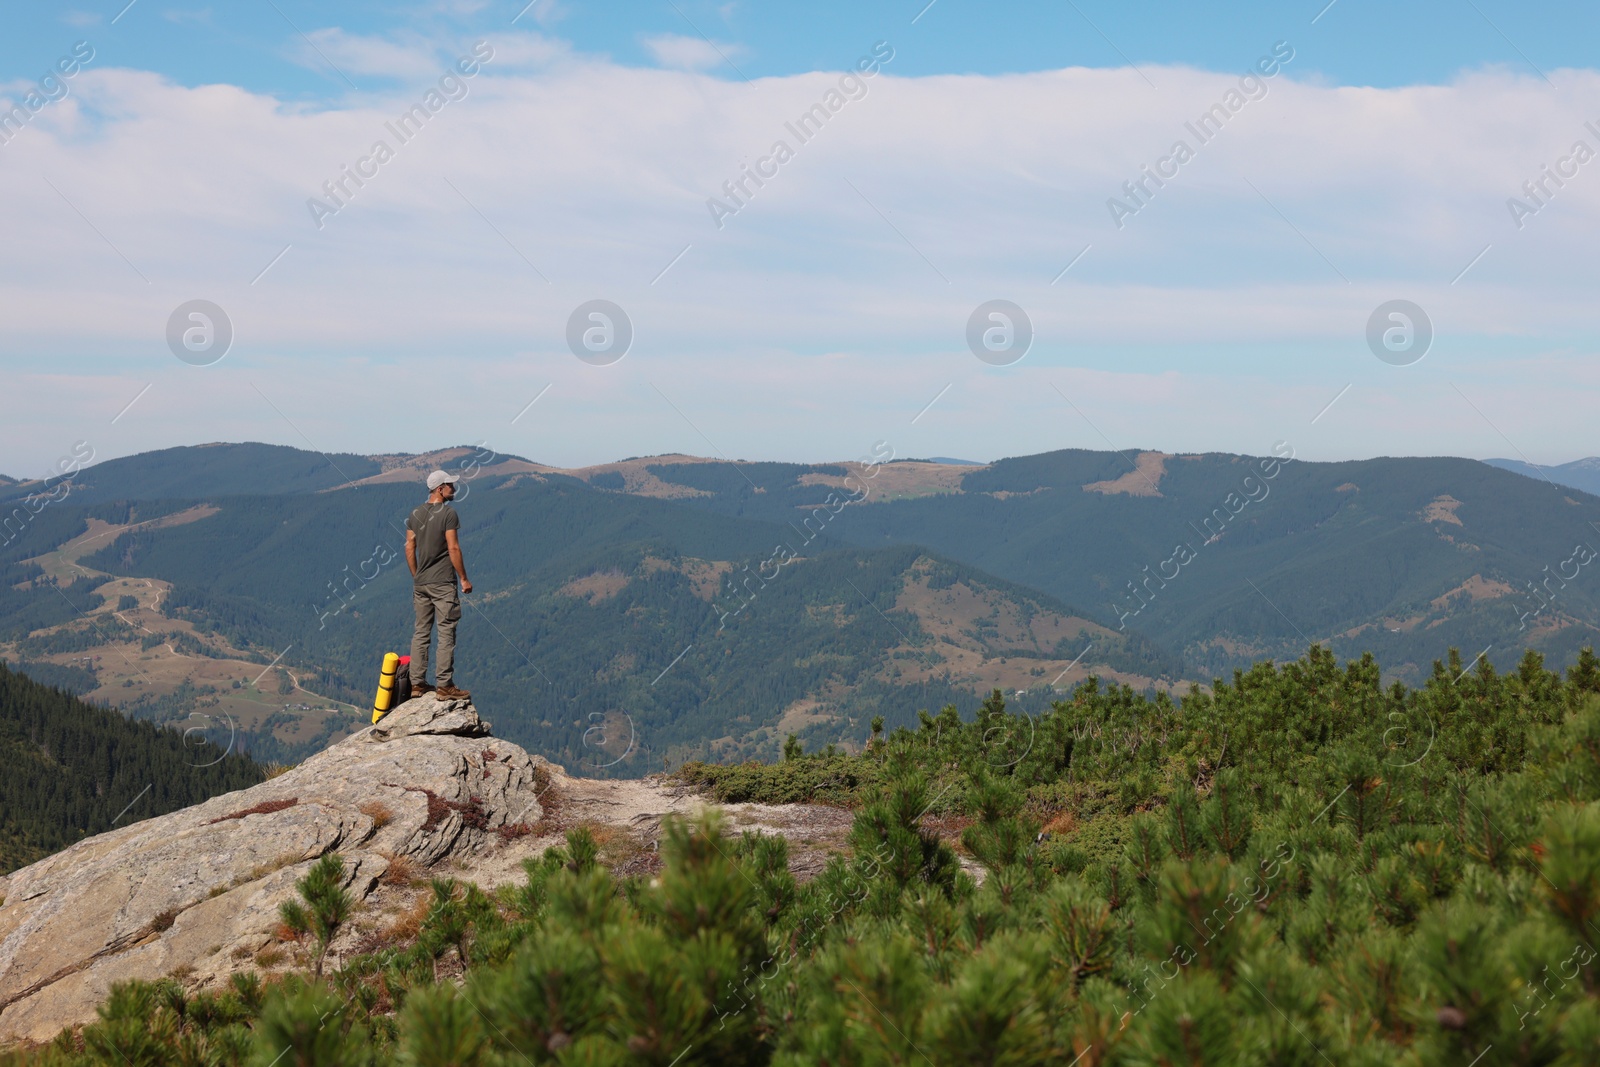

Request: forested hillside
left=631, top=448, right=1600, bottom=680
left=6, top=441, right=1600, bottom=773
left=67, top=476, right=1175, bottom=771
left=0, top=443, right=380, bottom=508
left=0, top=663, right=264, bottom=873
left=13, top=646, right=1600, bottom=1065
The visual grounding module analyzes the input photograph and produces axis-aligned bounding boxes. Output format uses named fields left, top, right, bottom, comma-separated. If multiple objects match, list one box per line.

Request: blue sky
left=3, top=0, right=1589, bottom=94
left=1, top=1, right=1597, bottom=475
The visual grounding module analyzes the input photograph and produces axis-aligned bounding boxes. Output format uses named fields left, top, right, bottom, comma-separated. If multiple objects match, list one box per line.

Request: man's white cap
left=426, top=470, right=461, bottom=491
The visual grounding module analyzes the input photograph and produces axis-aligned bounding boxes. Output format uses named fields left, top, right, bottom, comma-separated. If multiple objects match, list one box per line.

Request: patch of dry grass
left=495, top=822, right=536, bottom=841
left=386, top=784, right=489, bottom=831
left=380, top=894, right=433, bottom=945
left=1041, top=811, right=1079, bottom=836
left=224, top=852, right=304, bottom=890
left=562, top=821, right=655, bottom=875
left=379, top=852, right=419, bottom=886
left=528, top=763, right=564, bottom=835
left=359, top=801, right=393, bottom=830
left=611, top=842, right=664, bottom=879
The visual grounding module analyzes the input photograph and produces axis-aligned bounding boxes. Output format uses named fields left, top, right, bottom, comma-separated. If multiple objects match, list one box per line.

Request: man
left=405, top=469, right=473, bottom=700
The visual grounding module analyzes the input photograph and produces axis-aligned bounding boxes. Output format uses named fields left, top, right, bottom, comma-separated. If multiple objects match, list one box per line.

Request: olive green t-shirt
left=406, top=503, right=460, bottom=586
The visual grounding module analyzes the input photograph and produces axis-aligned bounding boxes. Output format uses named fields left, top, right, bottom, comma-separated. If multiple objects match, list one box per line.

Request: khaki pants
left=411, top=583, right=460, bottom=687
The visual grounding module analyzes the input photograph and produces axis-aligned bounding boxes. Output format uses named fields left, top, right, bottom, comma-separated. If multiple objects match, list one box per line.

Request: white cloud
left=423, top=0, right=492, bottom=15
left=281, top=27, right=565, bottom=84
left=291, top=28, right=450, bottom=81
left=523, top=0, right=567, bottom=28
left=2, top=55, right=1600, bottom=473
left=161, top=8, right=213, bottom=26
left=485, top=31, right=571, bottom=71
left=641, top=32, right=743, bottom=72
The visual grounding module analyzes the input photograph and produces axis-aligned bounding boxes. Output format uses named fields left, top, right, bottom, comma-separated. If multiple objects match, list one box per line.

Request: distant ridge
left=0, top=442, right=382, bottom=504
left=9, top=440, right=1600, bottom=775
left=925, top=457, right=985, bottom=466
left=1483, top=457, right=1600, bottom=498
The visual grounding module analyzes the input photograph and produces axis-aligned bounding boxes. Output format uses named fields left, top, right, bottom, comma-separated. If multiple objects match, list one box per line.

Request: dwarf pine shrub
left=11, top=647, right=1600, bottom=1066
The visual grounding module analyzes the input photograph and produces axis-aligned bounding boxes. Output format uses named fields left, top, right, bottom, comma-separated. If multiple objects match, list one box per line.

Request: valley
left=2, top=442, right=1598, bottom=773
left=5, top=504, right=363, bottom=761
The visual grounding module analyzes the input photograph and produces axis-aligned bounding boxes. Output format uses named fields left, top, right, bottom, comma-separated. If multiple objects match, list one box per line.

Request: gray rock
left=367, top=696, right=491, bottom=742
left=0, top=697, right=550, bottom=1045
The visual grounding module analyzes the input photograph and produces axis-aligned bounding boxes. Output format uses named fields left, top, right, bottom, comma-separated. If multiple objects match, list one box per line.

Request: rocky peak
left=0, top=696, right=866, bottom=1047
left=0, top=696, right=549, bottom=1044
left=366, top=696, right=492, bottom=742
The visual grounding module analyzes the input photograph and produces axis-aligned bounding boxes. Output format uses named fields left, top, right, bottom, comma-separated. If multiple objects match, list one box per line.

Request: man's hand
left=445, top=528, right=469, bottom=594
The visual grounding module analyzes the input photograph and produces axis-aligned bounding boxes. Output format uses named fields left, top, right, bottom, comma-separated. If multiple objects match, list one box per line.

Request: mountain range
left=1483, top=456, right=1600, bottom=498
left=2, top=441, right=1597, bottom=773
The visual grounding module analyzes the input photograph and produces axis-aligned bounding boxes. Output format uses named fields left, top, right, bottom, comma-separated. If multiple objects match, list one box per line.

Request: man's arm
left=445, top=528, right=472, bottom=594
left=405, top=529, right=418, bottom=577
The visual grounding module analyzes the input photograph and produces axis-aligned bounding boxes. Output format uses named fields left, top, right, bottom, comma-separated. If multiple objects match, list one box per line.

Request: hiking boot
left=435, top=684, right=471, bottom=700
left=413, top=683, right=435, bottom=697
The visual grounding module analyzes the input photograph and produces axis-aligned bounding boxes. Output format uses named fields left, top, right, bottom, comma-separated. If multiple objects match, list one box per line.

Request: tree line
left=0, top=662, right=264, bottom=873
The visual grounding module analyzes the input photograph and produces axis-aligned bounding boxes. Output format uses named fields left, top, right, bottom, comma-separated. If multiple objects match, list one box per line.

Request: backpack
left=393, top=655, right=413, bottom=704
